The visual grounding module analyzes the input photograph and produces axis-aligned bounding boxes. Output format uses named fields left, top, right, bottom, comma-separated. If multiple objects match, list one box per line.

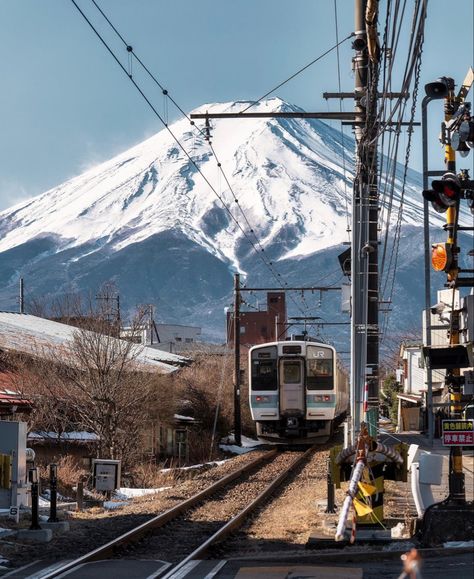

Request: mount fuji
left=0, top=98, right=462, bottom=342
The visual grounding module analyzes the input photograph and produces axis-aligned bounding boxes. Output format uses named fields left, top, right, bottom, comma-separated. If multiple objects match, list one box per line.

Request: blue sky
left=0, top=0, right=473, bottom=211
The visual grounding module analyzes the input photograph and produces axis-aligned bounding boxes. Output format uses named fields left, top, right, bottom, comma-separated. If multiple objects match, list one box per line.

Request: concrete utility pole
left=350, top=0, right=380, bottom=441
left=233, top=273, right=242, bottom=446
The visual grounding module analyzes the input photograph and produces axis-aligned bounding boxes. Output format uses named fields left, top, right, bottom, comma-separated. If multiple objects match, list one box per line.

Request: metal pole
left=324, top=457, right=337, bottom=514
left=233, top=273, right=242, bottom=446
left=442, top=81, right=465, bottom=501
left=421, top=95, right=434, bottom=446
left=29, top=468, right=41, bottom=530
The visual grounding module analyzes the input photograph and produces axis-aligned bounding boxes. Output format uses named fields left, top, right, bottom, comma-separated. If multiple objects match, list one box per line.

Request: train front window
left=251, top=346, right=277, bottom=390
left=282, top=361, right=301, bottom=384
left=306, top=345, right=334, bottom=390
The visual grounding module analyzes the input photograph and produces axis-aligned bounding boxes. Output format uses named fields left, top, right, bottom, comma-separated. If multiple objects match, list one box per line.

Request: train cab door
left=279, top=359, right=304, bottom=416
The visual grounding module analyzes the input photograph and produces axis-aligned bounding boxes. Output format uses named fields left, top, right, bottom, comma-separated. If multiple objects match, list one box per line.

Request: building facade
left=227, top=292, right=287, bottom=347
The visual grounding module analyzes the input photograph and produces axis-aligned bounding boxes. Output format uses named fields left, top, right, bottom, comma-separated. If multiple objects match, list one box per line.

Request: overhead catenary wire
left=378, top=0, right=427, bottom=340
left=333, top=0, right=351, bottom=239
left=238, top=32, right=355, bottom=114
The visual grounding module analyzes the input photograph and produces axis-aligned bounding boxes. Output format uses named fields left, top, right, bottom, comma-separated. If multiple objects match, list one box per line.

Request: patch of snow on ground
left=159, top=458, right=230, bottom=473
left=114, top=487, right=171, bottom=499
left=103, top=501, right=130, bottom=510
left=219, top=434, right=268, bottom=454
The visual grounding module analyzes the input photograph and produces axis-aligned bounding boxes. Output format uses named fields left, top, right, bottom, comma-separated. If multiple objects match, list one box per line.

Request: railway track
left=37, top=447, right=315, bottom=579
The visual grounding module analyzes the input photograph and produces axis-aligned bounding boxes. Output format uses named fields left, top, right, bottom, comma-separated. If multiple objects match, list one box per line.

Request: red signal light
left=423, top=172, right=461, bottom=212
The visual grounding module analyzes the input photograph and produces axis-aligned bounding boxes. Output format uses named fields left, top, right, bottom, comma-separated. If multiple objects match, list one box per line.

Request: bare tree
left=57, top=313, right=155, bottom=461
left=11, top=307, right=172, bottom=465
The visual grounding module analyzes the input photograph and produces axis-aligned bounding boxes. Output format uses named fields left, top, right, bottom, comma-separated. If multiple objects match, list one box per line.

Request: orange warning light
left=431, top=243, right=448, bottom=271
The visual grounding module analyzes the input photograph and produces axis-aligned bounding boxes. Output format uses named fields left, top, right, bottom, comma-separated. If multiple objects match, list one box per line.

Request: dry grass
left=37, top=455, right=88, bottom=496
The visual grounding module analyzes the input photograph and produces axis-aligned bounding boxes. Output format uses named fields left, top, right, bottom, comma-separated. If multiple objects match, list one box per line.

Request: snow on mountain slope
left=0, top=98, right=430, bottom=274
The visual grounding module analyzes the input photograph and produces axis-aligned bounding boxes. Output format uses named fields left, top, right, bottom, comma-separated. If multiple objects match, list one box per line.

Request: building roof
left=0, top=373, right=32, bottom=412
left=397, top=393, right=423, bottom=404
left=0, top=312, right=189, bottom=374
left=28, top=431, right=99, bottom=442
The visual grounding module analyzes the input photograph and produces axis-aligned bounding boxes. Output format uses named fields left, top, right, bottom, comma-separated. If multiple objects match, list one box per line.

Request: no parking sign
left=442, top=420, right=474, bottom=446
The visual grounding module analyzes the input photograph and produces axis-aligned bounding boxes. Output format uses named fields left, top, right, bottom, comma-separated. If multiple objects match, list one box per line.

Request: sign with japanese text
left=442, top=420, right=474, bottom=446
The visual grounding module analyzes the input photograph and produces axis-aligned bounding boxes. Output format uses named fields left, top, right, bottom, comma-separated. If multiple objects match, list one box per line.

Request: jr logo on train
left=249, top=339, right=349, bottom=443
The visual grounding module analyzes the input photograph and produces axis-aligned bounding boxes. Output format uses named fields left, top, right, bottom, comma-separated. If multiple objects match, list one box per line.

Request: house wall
left=402, top=344, right=444, bottom=394
left=121, top=324, right=202, bottom=353
left=406, top=349, right=425, bottom=395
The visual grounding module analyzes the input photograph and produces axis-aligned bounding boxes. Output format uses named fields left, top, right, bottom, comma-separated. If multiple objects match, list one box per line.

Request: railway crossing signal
left=431, top=242, right=454, bottom=273
left=423, top=171, right=474, bottom=213
left=423, top=172, right=461, bottom=212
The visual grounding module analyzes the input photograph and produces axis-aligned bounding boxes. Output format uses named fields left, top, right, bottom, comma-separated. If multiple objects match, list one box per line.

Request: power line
left=333, top=0, right=351, bottom=239
left=238, top=32, right=355, bottom=114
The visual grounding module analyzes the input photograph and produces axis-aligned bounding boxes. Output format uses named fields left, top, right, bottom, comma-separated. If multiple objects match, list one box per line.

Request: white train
left=248, top=339, right=349, bottom=443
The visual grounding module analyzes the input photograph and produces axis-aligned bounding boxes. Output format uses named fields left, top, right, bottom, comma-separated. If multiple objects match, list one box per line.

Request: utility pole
left=350, top=0, right=380, bottom=442
left=233, top=273, right=242, bottom=446
left=96, top=286, right=121, bottom=336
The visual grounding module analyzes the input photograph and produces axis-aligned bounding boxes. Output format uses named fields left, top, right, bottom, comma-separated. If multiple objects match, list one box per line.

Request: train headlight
left=313, top=395, right=332, bottom=402
left=255, top=395, right=270, bottom=403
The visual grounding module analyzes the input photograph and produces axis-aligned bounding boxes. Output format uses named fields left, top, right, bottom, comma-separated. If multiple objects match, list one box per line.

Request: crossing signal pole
left=422, top=69, right=474, bottom=514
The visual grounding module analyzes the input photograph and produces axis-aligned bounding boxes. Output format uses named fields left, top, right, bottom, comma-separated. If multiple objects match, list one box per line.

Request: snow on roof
left=173, top=413, right=198, bottom=422
left=0, top=312, right=189, bottom=374
left=28, top=431, right=99, bottom=442
left=0, top=390, right=31, bottom=406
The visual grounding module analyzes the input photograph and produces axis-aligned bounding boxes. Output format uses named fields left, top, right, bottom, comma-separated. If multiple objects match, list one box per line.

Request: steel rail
left=40, top=449, right=278, bottom=579
left=161, top=446, right=315, bottom=579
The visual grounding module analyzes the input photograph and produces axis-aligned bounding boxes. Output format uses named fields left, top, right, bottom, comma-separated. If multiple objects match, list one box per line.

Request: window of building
left=185, top=338, right=193, bottom=343
left=269, top=297, right=279, bottom=303
left=175, top=337, right=182, bottom=342
left=240, top=326, right=246, bottom=334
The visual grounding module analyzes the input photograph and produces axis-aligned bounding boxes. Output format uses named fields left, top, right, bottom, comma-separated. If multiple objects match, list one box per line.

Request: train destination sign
left=441, top=420, right=474, bottom=446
